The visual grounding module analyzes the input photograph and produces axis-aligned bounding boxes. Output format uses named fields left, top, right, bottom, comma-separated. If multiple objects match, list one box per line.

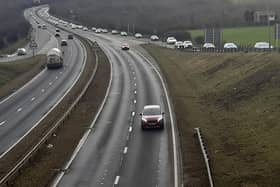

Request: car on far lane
left=121, top=43, right=130, bottom=50
left=17, top=48, right=27, bottom=56
left=140, top=105, right=164, bottom=130
left=135, top=33, right=143, bottom=38
left=166, top=37, right=177, bottom=44
left=91, top=27, right=96, bottom=32
left=175, top=41, right=184, bottom=49
left=120, top=31, right=128, bottom=36
left=183, top=41, right=193, bottom=49
left=68, top=34, right=74, bottom=40
left=203, top=43, right=215, bottom=49
left=224, top=43, right=238, bottom=51
left=150, top=35, right=159, bottom=41
left=55, top=33, right=60, bottom=37
left=254, top=42, right=273, bottom=50
left=61, top=40, right=68, bottom=46
left=112, top=30, right=119, bottom=34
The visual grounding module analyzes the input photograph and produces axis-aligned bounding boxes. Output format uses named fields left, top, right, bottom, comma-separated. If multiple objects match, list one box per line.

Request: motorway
left=0, top=7, right=87, bottom=159
left=38, top=6, right=178, bottom=187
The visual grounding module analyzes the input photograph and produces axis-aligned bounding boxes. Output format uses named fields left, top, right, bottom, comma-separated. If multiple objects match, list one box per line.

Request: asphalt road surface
left=0, top=8, right=87, bottom=159
left=41, top=6, right=178, bottom=187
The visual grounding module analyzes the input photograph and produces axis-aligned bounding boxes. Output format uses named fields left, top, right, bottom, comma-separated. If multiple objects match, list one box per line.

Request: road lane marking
left=17, top=108, right=23, bottom=112
left=49, top=82, right=53, bottom=85
left=134, top=83, right=137, bottom=86
left=31, top=97, right=36, bottom=101
left=0, top=121, right=6, bottom=126
left=132, top=71, right=135, bottom=74
left=41, top=89, right=45, bottom=92
left=134, top=100, right=137, bottom=104
left=134, top=77, right=136, bottom=80
left=132, top=112, right=135, bottom=116
left=134, top=90, right=137, bottom=94
left=129, top=126, right=133, bottom=132
left=55, top=76, right=58, bottom=79
left=123, top=147, right=128, bottom=154
left=114, top=176, right=120, bottom=185
left=60, top=71, right=62, bottom=74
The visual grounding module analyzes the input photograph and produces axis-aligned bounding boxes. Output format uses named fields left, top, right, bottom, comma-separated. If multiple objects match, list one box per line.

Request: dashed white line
left=132, top=112, right=135, bottom=116
left=134, top=100, right=137, bottom=104
left=132, top=71, right=135, bottom=74
left=134, top=90, right=137, bottom=94
left=49, top=82, right=53, bottom=85
left=55, top=76, right=58, bottom=79
left=134, top=77, right=136, bottom=80
left=123, top=147, right=128, bottom=154
left=17, top=108, right=23, bottom=112
left=41, top=89, right=45, bottom=92
left=134, top=83, right=137, bottom=86
left=0, top=121, right=6, bottom=126
left=114, top=176, right=120, bottom=185
left=31, top=97, right=36, bottom=101
left=60, top=71, right=63, bottom=74
left=129, top=126, right=133, bottom=132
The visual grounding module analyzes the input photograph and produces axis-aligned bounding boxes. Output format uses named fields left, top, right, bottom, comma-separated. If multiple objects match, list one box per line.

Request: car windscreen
left=143, top=107, right=160, bottom=115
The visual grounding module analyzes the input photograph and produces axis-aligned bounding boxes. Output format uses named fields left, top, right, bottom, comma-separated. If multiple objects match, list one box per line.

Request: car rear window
left=143, top=107, right=160, bottom=115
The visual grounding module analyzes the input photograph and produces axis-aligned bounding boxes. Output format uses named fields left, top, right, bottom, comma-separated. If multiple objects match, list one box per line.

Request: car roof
left=144, top=105, right=160, bottom=109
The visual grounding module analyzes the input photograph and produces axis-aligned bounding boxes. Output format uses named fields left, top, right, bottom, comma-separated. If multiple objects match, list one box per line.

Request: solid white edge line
left=0, top=121, right=6, bottom=126
left=51, top=38, right=113, bottom=187
left=134, top=50, right=180, bottom=187
left=0, top=28, right=87, bottom=161
left=17, top=108, right=23, bottom=112
left=114, top=176, right=120, bottom=185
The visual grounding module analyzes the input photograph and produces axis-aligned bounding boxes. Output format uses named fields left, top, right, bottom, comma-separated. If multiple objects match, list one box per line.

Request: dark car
left=61, top=40, right=68, bottom=46
left=55, top=33, right=60, bottom=37
left=140, top=105, right=164, bottom=130
left=68, top=34, right=74, bottom=40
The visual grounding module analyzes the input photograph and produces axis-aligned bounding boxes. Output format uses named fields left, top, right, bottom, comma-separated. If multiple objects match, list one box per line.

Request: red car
left=140, top=105, right=164, bottom=130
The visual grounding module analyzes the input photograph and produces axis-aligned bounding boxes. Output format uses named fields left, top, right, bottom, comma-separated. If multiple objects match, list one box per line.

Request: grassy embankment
left=0, top=55, right=46, bottom=99
left=190, top=26, right=277, bottom=46
left=144, top=44, right=280, bottom=187
left=0, top=38, right=29, bottom=55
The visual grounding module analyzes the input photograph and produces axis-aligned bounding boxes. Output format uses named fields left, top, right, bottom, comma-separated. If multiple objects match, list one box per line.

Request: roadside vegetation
left=144, top=44, right=280, bottom=187
left=0, top=1, right=32, bottom=53
left=48, top=0, right=280, bottom=34
left=0, top=55, right=46, bottom=100
left=190, top=26, right=276, bottom=46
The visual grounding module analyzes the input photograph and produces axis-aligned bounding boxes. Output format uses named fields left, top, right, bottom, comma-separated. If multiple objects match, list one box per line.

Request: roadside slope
left=144, top=45, right=280, bottom=187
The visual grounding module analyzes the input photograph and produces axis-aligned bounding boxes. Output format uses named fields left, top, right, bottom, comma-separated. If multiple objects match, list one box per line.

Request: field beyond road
left=190, top=25, right=276, bottom=46
left=144, top=45, right=280, bottom=187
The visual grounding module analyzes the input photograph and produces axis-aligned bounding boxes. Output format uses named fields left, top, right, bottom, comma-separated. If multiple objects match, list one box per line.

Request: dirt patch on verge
left=0, top=55, right=46, bottom=100
left=0, top=39, right=110, bottom=187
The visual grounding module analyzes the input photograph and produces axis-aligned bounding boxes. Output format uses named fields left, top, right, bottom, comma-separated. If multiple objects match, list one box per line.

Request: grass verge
left=0, top=38, right=29, bottom=55
left=0, top=39, right=110, bottom=187
left=0, top=55, right=46, bottom=100
left=143, top=44, right=280, bottom=187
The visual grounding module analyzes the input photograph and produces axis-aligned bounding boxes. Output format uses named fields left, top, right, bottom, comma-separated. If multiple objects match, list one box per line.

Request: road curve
left=0, top=8, right=87, bottom=159
left=44, top=10, right=177, bottom=187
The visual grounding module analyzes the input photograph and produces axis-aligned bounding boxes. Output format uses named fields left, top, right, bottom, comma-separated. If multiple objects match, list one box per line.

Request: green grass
left=144, top=44, right=280, bottom=186
left=0, top=38, right=29, bottom=55
left=0, top=55, right=46, bottom=99
left=190, top=25, right=277, bottom=46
